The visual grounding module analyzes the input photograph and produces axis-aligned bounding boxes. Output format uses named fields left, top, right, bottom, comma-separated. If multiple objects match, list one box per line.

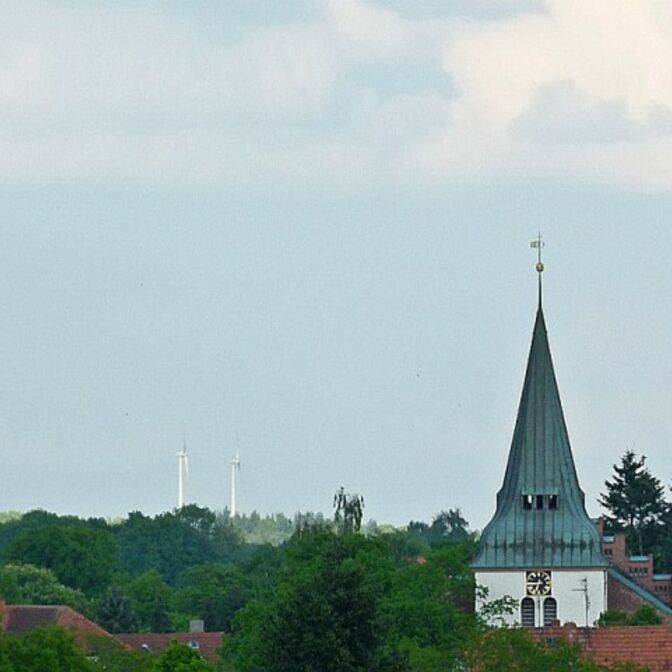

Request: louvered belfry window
left=543, top=597, right=557, bottom=626
left=521, top=597, right=535, bottom=627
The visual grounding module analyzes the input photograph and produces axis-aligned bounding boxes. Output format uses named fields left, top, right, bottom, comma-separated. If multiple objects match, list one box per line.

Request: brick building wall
left=597, top=518, right=672, bottom=608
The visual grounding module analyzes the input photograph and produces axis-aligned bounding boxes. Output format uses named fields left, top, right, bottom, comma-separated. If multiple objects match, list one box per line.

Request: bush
left=630, top=605, right=662, bottom=626
left=598, top=606, right=662, bottom=627
left=598, top=610, right=631, bottom=627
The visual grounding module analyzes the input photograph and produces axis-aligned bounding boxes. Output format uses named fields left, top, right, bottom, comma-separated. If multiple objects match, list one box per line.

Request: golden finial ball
left=536, top=262, right=544, bottom=273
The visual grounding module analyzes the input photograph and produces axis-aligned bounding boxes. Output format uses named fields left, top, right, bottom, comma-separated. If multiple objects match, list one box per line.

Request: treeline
left=0, top=505, right=280, bottom=633
left=0, top=499, right=648, bottom=672
left=0, top=503, right=474, bottom=636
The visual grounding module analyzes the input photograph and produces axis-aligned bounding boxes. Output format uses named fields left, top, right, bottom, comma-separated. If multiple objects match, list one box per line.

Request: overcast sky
left=1, top=0, right=672, bottom=528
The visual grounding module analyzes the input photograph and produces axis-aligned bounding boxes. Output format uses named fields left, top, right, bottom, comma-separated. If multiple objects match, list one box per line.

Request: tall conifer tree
left=599, top=450, right=666, bottom=556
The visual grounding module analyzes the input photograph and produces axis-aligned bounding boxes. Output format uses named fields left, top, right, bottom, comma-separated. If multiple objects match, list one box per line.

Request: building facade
left=598, top=520, right=672, bottom=605
left=472, top=271, right=608, bottom=627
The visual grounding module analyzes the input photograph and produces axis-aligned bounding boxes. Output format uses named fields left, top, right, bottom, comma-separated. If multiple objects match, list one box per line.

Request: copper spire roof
left=472, top=300, right=607, bottom=569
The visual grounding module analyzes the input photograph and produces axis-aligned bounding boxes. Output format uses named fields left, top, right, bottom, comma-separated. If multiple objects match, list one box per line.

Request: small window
left=536, top=495, right=544, bottom=510
left=522, top=495, right=533, bottom=510
left=548, top=495, right=558, bottom=510
left=521, top=597, right=535, bottom=627
left=543, top=597, right=557, bottom=626
left=188, top=640, right=200, bottom=650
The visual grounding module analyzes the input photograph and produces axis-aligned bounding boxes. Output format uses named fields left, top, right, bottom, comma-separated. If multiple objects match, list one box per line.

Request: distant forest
left=0, top=501, right=473, bottom=634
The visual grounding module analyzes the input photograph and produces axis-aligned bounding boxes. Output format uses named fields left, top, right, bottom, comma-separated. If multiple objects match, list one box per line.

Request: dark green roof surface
left=472, top=303, right=607, bottom=570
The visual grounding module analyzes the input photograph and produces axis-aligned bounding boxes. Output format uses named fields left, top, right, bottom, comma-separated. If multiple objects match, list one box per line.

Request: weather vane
left=530, top=233, right=544, bottom=273
left=530, top=234, right=545, bottom=306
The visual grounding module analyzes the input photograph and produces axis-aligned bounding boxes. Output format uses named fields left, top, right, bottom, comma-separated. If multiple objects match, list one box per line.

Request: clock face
left=526, top=570, right=552, bottom=596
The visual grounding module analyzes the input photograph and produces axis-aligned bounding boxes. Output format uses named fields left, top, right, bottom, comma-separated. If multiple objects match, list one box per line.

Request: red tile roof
left=535, top=624, right=672, bottom=671
left=1, top=604, right=114, bottom=649
left=117, top=632, right=223, bottom=662
left=4, top=606, right=64, bottom=635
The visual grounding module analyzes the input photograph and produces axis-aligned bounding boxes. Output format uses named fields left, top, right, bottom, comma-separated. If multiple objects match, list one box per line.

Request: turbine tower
left=177, top=439, right=188, bottom=509
left=229, top=452, right=241, bottom=517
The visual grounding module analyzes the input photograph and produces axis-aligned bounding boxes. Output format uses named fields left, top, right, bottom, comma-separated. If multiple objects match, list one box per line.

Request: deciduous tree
left=6, top=526, right=119, bottom=596
left=333, top=487, right=365, bottom=534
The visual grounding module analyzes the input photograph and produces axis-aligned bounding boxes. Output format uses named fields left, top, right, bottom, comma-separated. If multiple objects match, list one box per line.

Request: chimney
left=189, top=619, right=204, bottom=633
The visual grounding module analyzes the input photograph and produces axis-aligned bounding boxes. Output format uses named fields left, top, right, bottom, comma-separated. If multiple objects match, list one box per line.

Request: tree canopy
left=599, top=450, right=666, bottom=556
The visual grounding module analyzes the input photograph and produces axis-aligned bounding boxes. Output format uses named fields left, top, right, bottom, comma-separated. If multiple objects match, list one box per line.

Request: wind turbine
left=229, top=452, right=241, bottom=517
left=177, top=438, right=189, bottom=509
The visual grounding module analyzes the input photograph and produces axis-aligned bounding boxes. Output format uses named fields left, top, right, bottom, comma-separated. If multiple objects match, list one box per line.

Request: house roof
left=473, top=295, right=607, bottom=569
left=1, top=604, right=113, bottom=648
left=117, top=632, right=223, bottom=662
left=4, top=606, right=64, bottom=635
left=536, top=624, right=672, bottom=672
left=608, top=567, right=672, bottom=616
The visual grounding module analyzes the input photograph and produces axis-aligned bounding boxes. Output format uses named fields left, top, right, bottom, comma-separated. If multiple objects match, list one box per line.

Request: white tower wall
left=475, top=569, right=607, bottom=627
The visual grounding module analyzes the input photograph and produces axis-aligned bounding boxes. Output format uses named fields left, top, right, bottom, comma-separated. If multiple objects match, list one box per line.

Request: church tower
left=472, top=250, right=607, bottom=627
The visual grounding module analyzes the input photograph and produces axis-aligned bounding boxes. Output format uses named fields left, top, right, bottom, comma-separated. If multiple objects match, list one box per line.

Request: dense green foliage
left=153, top=641, right=213, bottom=672
left=600, top=451, right=667, bottom=557
left=598, top=606, right=663, bottom=627
left=223, top=528, right=399, bottom=672
left=0, top=626, right=95, bottom=672
left=0, top=484, right=665, bottom=671
left=0, top=626, right=214, bottom=672
left=0, top=564, right=88, bottom=612
left=0, top=504, right=255, bottom=632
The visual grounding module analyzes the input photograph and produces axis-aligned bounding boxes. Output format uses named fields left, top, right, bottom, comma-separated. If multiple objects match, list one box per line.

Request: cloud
left=371, top=0, right=545, bottom=22
left=511, top=80, right=640, bottom=145
left=510, top=80, right=672, bottom=145
left=424, top=0, right=672, bottom=189
left=3, top=1, right=672, bottom=191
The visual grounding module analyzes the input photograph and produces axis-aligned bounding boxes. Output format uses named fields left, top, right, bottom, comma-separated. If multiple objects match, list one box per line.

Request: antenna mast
left=572, top=577, right=590, bottom=627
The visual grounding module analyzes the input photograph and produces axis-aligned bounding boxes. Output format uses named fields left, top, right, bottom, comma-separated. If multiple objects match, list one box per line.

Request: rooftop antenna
left=572, top=577, right=590, bottom=627
left=229, top=434, right=241, bottom=518
left=177, top=435, right=188, bottom=509
left=530, top=233, right=545, bottom=307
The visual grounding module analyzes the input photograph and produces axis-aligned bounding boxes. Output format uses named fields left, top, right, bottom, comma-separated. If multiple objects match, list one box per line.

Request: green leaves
left=333, top=487, right=365, bottom=535
left=598, top=606, right=665, bottom=628
left=154, top=642, right=213, bottom=672
left=0, top=563, right=88, bottom=612
left=178, top=565, right=249, bottom=632
left=6, top=526, right=119, bottom=597
left=224, top=530, right=397, bottom=672
left=599, top=450, right=666, bottom=556
left=97, top=586, right=139, bottom=634
left=127, top=570, right=175, bottom=633
left=0, top=626, right=95, bottom=672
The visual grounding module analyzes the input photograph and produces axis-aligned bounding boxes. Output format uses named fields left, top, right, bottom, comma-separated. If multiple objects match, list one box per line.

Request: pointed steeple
left=473, top=264, right=606, bottom=569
